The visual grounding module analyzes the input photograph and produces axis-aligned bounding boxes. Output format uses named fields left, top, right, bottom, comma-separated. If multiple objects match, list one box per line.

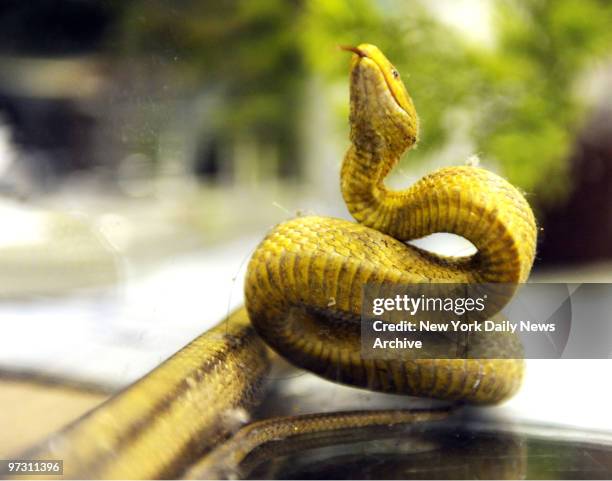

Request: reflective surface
left=240, top=420, right=612, bottom=480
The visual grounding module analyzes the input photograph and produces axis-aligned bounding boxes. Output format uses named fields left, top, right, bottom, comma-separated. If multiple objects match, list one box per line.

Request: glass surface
left=244, top=420, right=612, bottom=480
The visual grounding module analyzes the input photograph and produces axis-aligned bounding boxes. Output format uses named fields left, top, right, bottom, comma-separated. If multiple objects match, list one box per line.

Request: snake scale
left=19, top=44, right=537, bottom=479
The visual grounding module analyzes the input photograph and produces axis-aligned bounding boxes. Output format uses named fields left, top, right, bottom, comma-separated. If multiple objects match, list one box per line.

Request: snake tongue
left=339, top=45, right=366, bottom=57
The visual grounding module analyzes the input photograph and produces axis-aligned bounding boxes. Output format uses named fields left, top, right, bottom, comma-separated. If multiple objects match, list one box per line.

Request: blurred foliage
left=115, top=0, right=307, bottom=177
left=112, top=0, right=612, bottom=203
left=297, top=0, right=612, bottom=204
left=475, top=0, right=612, bottom=202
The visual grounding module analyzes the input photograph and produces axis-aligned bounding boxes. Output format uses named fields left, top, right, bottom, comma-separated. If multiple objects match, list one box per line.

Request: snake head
left=341, top=44, right=419, bottom=155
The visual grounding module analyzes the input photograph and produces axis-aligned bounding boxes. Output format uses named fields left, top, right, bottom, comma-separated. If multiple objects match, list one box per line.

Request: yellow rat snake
left=19, top=44, right=537, bottom=479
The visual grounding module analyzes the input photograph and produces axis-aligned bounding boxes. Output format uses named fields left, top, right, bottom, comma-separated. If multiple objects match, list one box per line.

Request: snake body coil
left=20, top=44, right=536, bottom=479
left=245, top=44, right=536, bottom=404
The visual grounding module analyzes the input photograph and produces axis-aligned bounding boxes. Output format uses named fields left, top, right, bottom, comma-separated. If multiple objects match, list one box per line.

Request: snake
left=18, top=44, right=537, bottom=479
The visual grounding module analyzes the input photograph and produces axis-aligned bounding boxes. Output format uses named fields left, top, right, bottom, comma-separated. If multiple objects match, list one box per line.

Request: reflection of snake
left=233, top=422, right=527, bottom=480
left=24, top=44, right=536, bottom=479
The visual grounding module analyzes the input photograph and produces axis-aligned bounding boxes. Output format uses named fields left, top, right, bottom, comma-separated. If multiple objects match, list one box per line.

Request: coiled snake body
left=22, top=44, right=536, bottom=479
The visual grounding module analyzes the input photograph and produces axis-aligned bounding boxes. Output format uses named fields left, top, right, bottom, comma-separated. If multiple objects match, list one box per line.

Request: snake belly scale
left=19, top=44, right=537, bottom=479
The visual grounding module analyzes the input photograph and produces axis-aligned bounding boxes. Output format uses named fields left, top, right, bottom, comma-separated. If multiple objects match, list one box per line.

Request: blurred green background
left=0, top=0, right=611, bottom=296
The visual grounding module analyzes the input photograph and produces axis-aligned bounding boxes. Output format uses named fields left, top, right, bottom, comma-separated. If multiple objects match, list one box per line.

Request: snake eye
left=391, top=68, right=399, bottom=79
